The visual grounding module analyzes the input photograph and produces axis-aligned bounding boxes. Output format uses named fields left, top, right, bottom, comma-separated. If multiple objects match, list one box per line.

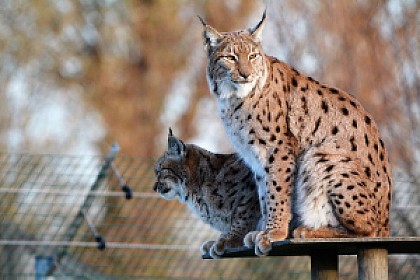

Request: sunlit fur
left=154, top=132, right=261, bottom=258
left=202, top=14, right=392, bottom=256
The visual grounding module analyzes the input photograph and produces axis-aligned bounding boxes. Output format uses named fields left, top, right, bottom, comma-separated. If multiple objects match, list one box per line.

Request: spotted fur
left=154, top=129, right=261, bottom=258
left=200, top=12, right=392, bottom=256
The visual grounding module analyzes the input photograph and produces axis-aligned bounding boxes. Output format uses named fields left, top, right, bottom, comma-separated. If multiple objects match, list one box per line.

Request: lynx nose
left=238, top=67, right=251, bottom=79
left=238, top=58, right=252, bottom=80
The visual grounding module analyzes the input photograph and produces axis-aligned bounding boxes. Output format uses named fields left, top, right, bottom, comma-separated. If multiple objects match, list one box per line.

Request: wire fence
left=0, top=151, right=419, bottom=279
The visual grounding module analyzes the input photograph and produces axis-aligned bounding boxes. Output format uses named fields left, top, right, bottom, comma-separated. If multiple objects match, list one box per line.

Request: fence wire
left=0, top=152, right=419, bottom=279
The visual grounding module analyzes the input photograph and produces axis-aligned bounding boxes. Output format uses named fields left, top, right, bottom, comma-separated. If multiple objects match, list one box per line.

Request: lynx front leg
left=203, top=212, right=251, bottom=258
left=246, top=147, right=296, bottom=256
left=243, top=174, right=267, bottom=251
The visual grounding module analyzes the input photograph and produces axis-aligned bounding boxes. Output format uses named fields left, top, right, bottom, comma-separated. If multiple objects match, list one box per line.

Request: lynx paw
left=244, top=229, right=288, bottom=256
left=200, top=240, right=215, bottom=255
left=200, top=238, right=229, bottom=259
left=244, top=231, right=259, bottom=248
left=255, top=231, right=272, bottom=256
left=244, top=231, right=271, bottom=256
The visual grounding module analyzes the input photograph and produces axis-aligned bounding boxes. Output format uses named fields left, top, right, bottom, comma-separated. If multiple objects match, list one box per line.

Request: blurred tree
left=89, top=0, right=257, bottom=157
left=0, top=0, right=418, bottom=278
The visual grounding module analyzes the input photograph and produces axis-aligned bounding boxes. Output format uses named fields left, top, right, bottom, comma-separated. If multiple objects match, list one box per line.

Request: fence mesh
left=0, top=152, right=419, bottom=279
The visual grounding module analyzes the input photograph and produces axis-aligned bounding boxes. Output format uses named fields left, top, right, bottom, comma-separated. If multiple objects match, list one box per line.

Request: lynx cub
left=200, top=12, right=392, bottom=256
left=154, top=129, right=261, bottom=258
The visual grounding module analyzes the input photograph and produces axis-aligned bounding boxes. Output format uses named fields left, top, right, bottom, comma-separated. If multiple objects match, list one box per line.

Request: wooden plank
left=202, top=237, right=420, bottom=259
left=357, top=249, right=388, bottom=280
left=311, top=252, right=338, bottom=280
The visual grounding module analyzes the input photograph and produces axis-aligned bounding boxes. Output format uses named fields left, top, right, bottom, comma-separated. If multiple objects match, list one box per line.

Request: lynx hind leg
left=293, top=226, right=357, bottom=238
left=297, top=145, right=378, bottom=237
left=328, top=174, right=377, bottom=237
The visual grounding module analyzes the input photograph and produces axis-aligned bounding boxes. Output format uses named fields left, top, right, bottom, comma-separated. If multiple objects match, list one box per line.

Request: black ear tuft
left=249, top=10, right=266, bottom=43
left=167, top=130, right=186, bottom=157
left=199, top=17, right=223, bottom=49
left=197, top=15, right=207, bottom=26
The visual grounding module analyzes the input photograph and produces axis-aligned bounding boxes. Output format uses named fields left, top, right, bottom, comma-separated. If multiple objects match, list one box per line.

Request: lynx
left=200, top=12, right=392, bottom=256
left=153, top=129, right=261, bottom=258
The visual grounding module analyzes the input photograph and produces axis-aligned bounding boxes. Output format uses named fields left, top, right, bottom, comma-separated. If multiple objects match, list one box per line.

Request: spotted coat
left=154, top=130, right=261, bottom=258
left=200, top=12, right=392, bottom=256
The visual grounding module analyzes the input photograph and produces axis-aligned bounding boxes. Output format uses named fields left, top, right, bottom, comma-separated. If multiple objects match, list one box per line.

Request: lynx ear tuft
left=198, top=15, right=222, bottom=48
left=249, top=10, right=266, bottom=43
left=197, top=15, right=207, bottom=26
left=167, top=129, right=186, bottom=157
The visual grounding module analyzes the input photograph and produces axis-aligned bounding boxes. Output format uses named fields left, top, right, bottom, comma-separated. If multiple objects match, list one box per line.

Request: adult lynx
left=200, top=12, right=392, bottom=256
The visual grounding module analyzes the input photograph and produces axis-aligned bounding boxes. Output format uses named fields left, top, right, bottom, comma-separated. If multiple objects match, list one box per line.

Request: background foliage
left=0, top=0, right=419, bottom=279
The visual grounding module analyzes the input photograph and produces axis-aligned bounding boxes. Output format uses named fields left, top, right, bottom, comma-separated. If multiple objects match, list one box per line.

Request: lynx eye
left=249, top=53, right=259, bottom=60
left=223, top=55, right=237, bottom=62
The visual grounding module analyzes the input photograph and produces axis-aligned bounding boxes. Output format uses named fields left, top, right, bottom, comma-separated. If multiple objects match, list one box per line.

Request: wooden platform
left=203, top=237, right=420, bottom=280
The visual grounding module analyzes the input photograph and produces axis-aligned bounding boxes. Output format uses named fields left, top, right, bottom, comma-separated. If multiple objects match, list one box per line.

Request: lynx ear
left=167, top=128, right=186, bottom=157
left=198, top=15, right=222, bottom=48
left=249, top=10, right=266, bottom=43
